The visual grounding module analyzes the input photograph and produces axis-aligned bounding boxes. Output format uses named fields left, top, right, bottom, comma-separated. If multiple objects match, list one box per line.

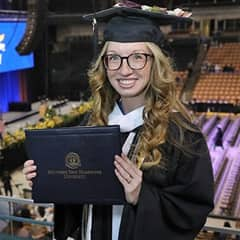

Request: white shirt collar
left=108, top=102, right=144, bottom=132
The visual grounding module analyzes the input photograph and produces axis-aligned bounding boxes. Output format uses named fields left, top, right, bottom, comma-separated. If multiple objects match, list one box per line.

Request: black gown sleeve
left=119, top=128, right=214, bottom=240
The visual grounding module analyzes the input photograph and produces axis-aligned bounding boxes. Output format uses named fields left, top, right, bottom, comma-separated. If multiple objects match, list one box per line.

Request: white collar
left=108, top=103, right=144, bottom=132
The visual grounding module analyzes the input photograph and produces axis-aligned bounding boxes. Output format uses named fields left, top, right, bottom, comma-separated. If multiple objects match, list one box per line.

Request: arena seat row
left=207, top=42, right=240, bottom=71
left=190, top=42, right=240, bottom=105
left=196, top=114, right=240, bottom=218
left=192, top=73, right=240, bottom=104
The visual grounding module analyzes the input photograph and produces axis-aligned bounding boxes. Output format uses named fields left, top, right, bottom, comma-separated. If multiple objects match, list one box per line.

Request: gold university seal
left=65, top=152, right=81, bottom=169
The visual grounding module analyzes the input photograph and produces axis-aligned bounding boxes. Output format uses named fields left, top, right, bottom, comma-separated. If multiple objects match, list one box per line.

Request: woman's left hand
left=114, top=153, right=143, bottom=205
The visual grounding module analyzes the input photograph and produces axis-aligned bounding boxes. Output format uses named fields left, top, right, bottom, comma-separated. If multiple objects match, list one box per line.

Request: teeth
left=119, top=79, right=134, bottom=84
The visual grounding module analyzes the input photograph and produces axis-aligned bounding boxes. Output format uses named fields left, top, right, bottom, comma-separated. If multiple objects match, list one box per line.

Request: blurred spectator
left=223, top=64, right=235, bottom=72
left=35, top=206, right=46, bottom=221
left=236, top=220, right=240, bottom=240
left=214, top=64, right=222, bottom=73
left=17, top=207, right=32, bottom=219
left=209, top=63, right=215, bottom=72
left=2, top=206, right=32, bottom=238
left=0, top=120, right=4, bottom=134
left=201, top=60, right=208, bottom=73
left=2, top=221, right=31, bottom=238
left=212, top=221, right=232, bottom=240
left=1, top=170, right=13, bottom=196
left=0, top=114, right=5, bottom=143
left=31, top=225, right=51, bottom=240
left=213, top=126, right=224, bottom=150
left=33, top=206, right=54, bottom=233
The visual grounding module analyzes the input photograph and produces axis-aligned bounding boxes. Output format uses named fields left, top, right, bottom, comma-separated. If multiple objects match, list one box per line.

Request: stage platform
left=2, top=100, right=80, bottom=133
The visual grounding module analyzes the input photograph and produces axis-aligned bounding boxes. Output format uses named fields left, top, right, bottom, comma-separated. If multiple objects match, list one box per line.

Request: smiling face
left=105, top=42, right=153, bottom=105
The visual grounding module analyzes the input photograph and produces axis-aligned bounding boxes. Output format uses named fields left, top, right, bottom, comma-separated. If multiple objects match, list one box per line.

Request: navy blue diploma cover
left=25, top=125, right=125, bottom=204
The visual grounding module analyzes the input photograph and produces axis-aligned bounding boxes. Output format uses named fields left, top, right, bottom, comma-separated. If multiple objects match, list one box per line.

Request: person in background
left=30, top=225, right=51, bottom=240
left=0, top=111, right=5, bottom=142
left=214, top=125, right=224, bottom=150
left=0, top=112, right=5, bottom=192
left=0, top=120, right=4, bottom=137
left=2, top=206, right=32, bottom=238
left=2, top=170, right=13, bottom=196
left=23, top=2, right=214, bottom=240
left=235, top=220, right=240, bottom=240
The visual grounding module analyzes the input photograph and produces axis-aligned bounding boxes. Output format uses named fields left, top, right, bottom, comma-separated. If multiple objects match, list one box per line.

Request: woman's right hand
left=22, top=160, right=37, bottom=188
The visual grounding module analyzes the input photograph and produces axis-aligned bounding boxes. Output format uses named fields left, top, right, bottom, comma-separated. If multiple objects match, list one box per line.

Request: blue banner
left=0, top=21, right=34, bottom=73
left=0, top=71, right=20, bottom=112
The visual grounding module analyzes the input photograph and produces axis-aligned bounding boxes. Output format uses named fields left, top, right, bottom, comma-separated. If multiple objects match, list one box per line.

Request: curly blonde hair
left=87, top=41, right=194, bottom=169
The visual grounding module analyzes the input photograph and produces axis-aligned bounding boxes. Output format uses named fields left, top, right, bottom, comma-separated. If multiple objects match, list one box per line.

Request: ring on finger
left=127, top=175, right=132, bottom=184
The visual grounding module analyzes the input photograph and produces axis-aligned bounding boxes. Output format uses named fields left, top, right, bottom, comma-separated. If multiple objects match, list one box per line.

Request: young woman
left=23, top=5, right=214, bottom=240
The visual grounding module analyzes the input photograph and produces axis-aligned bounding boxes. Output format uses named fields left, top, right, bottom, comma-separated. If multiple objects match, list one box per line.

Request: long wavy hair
left=87, top=41, right=196, bottom=169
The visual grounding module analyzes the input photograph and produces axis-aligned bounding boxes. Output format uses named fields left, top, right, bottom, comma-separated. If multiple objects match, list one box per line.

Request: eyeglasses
left=102, top=53, right=153, bottom=71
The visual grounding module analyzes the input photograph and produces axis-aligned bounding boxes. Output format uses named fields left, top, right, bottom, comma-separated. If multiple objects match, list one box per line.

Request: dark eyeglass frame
left=102, top=53, right=153, bottom=71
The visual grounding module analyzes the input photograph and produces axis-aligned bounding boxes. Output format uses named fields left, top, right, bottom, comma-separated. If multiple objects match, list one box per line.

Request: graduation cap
left=84, top=4, right=192, bottom=47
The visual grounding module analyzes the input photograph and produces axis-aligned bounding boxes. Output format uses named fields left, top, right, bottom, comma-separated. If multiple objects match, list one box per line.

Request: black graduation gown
left=54, top=122, right=214, bottom=240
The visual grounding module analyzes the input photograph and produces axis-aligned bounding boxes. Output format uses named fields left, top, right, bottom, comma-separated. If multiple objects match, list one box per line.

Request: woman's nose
left=119, top=59, right=133, bottom=75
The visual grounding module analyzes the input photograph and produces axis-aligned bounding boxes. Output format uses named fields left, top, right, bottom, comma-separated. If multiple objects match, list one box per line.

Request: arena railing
left=0, top=195, right=54, bottom=239
left=1, top=195, right=240, bottom=238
